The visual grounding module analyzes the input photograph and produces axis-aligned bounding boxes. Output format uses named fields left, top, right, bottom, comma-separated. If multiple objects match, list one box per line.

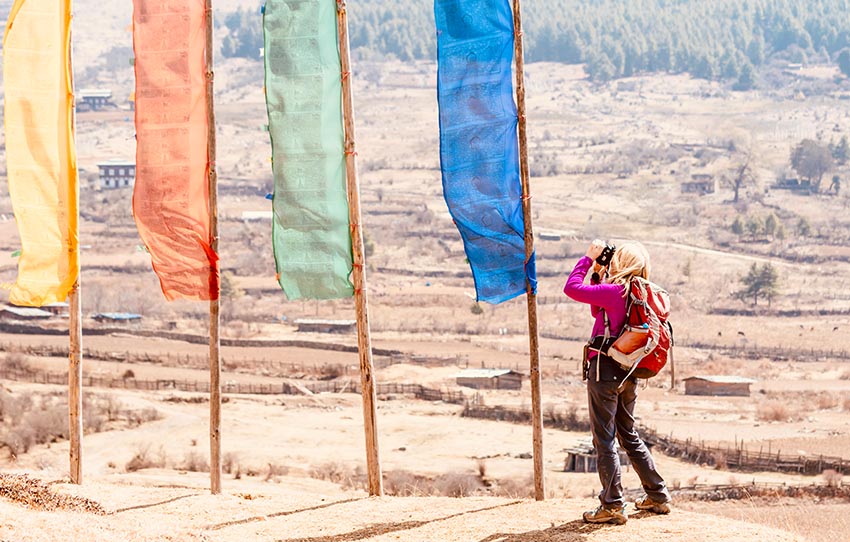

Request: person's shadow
left=477, top=519, right=605, bottom=542
left=477, top=512, right=656, bottom=541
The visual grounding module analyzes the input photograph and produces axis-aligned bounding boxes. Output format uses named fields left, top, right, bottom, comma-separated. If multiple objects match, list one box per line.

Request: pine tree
left=736, top=263, right=780, bottom=307
left=838, top=48, right=850, bottom=77
left=734, top=61, right=756, bottom=90
left=764, top=213, right=779, bottom=238
left=731, top=216, right=745, bottom=235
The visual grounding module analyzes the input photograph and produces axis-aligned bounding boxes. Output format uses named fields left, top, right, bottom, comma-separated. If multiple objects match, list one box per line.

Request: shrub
left=125, top=443, right=166, bottom=472
left=2, top=353, right=34, bottom=375
left=756, top=400, right=792, bottom=422
left=222, top=452, right=239, bottom=474
left=817, top=392, right=838, bottom=410
left=181, top=451, right=210, bottom=472
left=265, top=462, right=289, bottom=481
left=822, top=469, right=843, bottom=488
left=383, top=470, right=425, bottom=496
left=712, top=452, right=728, bottom=470
left=317, top=364, right=344, bottom=381
left=432, top=472, right=482, bottom=497
left=492, top=476, right=534, bottom=498
left=126, top=408, right=163, bottom=427
left=26, top=406, right=67, bottom=445
left=309, top=461, right=350, bottom=484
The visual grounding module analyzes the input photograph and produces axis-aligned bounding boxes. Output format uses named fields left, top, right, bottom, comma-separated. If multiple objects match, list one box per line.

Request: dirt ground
left=0, top=472, right=809, bottom=542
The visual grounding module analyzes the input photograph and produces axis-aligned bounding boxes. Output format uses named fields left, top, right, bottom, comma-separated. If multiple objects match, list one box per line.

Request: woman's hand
left=585, top=239, right=605, bottom=261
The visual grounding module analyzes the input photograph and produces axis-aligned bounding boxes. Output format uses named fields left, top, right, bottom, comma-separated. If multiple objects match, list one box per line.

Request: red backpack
left=608, top=277, right=673, bottom=381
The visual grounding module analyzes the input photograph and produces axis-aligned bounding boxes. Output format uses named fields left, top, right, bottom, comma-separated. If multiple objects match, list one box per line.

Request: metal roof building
left=684, top=375, right=756, bottom=397
left=453, top=368, right=524, bottom=390
left=0, top=305, right=53, bottom=320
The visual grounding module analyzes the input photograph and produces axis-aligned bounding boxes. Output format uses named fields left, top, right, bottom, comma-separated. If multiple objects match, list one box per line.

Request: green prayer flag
left=263, top=0, right=353, bottom=300
left=11, top=250, right=21, bottom=258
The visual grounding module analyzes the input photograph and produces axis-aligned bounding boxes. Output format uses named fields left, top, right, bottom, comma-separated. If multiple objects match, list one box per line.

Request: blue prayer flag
left=435, top=0, right=535, bottom=304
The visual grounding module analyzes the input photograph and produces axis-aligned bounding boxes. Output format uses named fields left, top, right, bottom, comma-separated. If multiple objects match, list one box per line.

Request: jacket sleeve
left=564, top=256, right=624, bottom=313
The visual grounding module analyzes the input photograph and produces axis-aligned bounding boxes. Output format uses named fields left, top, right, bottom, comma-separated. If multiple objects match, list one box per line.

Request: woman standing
left=564, top=240, right=671, bottom=525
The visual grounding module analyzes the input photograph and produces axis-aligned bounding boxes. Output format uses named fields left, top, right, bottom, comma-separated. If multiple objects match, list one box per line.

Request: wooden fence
left=0, top=367, right=466, bottom=404
left=0, top=341, right=470, bottom=380
left=639, top=481, right=849, bottom=501
left=461, top=403, right=591, bottom=432
left=461, top=404, right=850, bottom=477
left=641, top=427, right=850, bottom=476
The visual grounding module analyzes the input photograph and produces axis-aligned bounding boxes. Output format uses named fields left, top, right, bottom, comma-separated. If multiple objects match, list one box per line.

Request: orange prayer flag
left=131, top=0, right=218, bottom=301
left=2, top=0, right=79, bottom=306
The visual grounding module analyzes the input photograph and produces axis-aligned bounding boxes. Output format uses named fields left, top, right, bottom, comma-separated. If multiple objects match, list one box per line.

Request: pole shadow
left=113, top=492, right=201, bottom=513
left=205, top=497, right=366, bottom=531
left=274, top=500, right=523, bottom=542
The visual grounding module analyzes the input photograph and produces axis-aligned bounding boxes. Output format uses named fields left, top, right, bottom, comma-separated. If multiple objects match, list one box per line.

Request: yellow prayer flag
left=3, top=0, right=78, bottom=306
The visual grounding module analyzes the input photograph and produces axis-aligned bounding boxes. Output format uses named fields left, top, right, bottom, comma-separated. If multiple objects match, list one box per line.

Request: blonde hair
left=607, top=241, right=650, bottom=295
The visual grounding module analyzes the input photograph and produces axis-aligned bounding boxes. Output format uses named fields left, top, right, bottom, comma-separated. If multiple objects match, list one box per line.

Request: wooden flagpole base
left=69, top=280, right=83, bottom=484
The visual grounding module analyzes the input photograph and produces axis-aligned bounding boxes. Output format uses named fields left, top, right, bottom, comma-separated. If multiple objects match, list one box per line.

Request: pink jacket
left=563, top=256, right=627, bottom=338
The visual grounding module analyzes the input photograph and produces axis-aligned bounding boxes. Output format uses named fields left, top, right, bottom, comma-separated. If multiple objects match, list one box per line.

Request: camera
left=596, top=243, right=616, bottom=267
left=591, top=242, right=616, bottom=282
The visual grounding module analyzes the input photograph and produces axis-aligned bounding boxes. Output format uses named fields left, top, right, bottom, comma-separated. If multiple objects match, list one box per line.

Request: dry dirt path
left=0, top=474, right=806, bottom=542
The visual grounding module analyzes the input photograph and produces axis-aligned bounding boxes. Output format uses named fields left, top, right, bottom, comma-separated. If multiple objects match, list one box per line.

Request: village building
left=774, top=177, right=813, bottom=194
left=538, top=231, right=562, bottom=242
left=92, top=312, right=143, bottom=325
left=294, top=319, right=356, bottom=334
left=78, top=89, right=115, bottom=111
left=681, top=174, right=717, bottom=195
left=563, top=441, right=630, bottom=473
left=97, top=160, right=136, bottom=190
left=453, top=368, right=524, bottom=390
left=684, top=375, right=756, bottom=397
left=0, top=305, right=53, bottom=321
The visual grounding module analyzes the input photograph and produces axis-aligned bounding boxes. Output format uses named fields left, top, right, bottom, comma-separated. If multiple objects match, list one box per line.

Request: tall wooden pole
left=68, top=281, right=82, bottom=483
left=512, top=0, right=544, bottom=501
left=67, top=0, right=83, bottom=485
left=205, top=0, right=222, bottom=495
left=336, top=0, right=383, bottom=497
left=670, top=351, right=675, bottom=391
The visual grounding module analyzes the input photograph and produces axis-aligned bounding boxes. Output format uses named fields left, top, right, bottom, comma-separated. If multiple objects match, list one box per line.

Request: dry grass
left=222, top=451, right=240, bottom=474
left=756, top=400, right=793, bottom=422
left=0, top=352, right=35, bottom=374
left=310, top=461, right=533, bottom=498
left=822, top=469, right=843, bottom=487
left=125, top=443, right=167, bottom=472
left=686, top=499, right=850, bottom=542
left=180, top=450, right=210, bottom=473
left=264, top=462, right=289, bottom=482
left=816, top=392, right=839, bottom=410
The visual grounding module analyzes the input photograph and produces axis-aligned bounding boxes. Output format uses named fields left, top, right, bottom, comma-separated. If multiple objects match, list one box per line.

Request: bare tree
left=724, top=152, right=757, bottom=203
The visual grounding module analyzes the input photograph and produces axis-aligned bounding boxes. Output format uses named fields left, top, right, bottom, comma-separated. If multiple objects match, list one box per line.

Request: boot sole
left=583, top=515, right=628, bottom=525
left=636, top=504, right=670, bottom=514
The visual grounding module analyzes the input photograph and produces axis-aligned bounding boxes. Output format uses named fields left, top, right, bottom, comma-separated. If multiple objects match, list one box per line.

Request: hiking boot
left=635, top=495, right=671, bottom=514
left=582, top=505, right=628, bottom=525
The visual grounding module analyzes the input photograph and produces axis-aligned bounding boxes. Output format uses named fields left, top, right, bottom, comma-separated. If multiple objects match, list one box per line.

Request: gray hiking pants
left=587, top=376, right=670, bottom=509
